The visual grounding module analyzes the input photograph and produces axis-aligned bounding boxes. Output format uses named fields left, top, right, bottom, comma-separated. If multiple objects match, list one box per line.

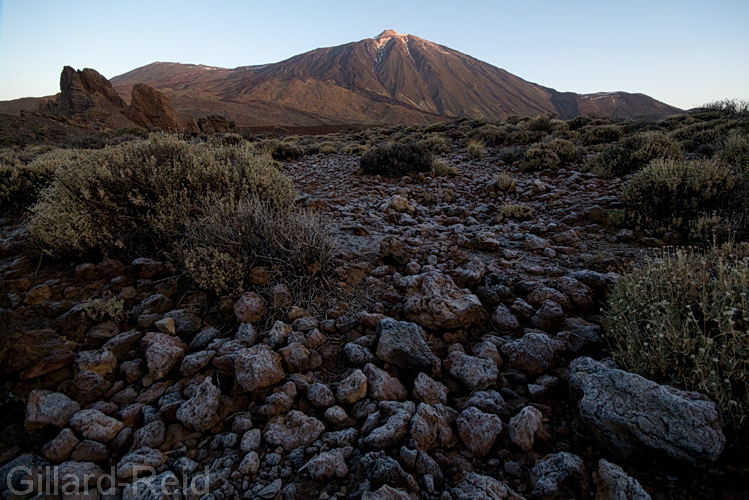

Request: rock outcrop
left=126, top=83, right=184, bottom=133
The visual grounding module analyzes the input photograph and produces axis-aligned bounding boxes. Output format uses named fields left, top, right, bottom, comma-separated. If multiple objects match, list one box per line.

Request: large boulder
left=569, top=357, right=725, bottom=463
left=127, top=83, right=183, bottom=132
left=401, top=271, right=484, bottom=329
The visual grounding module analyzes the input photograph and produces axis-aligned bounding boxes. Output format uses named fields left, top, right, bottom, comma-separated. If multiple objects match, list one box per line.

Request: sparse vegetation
left=605, top=242, right=749, bottom=435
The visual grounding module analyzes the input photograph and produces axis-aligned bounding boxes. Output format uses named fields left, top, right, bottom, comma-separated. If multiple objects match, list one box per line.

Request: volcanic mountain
left=110, top=30, right=680, bottom=127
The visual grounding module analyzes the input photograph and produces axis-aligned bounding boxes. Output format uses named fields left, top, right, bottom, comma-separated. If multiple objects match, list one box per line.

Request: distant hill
left=110, top=30, right=681, bottom=127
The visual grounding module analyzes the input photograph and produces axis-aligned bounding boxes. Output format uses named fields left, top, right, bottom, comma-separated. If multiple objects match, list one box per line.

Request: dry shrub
left=493, top=172, right=516, bottom=192
left=605, top=242, right=749, bottom=435
left=30, top=135, right=295, bottom=257
left=719, top=131, right=749, bottom=174
left=432, top=158, right=459, bottom=177
left=498, top=202, right=534, bottom=221
left=621, top=158, right=736, bottom=231
left=585, top=131, right=684, bottom=177
left=181, top=196, right=334, bottom=298
left=469, top=124, right=509, bottom=147
left=0, top=148, right=91, bottom=209
left=520, top=146, right=560, bottom=171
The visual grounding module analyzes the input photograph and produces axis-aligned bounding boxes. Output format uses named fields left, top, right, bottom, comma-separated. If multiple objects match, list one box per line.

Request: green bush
left=543, top=138, right=577, bottom=164
left=1, top=148, right=91, bottom=209
left=359, top=143, right=434, bottom=177
left=585, top=131, right=684, bottom=177
left=580, top=124, right=625, bottom=145
left=621, top=158, right=736, bottom=231
left=605, top=242, right=749, bottom=435
left=30, top=136, right=295, bottom=257
left=520, top=146, right=560, bottom=171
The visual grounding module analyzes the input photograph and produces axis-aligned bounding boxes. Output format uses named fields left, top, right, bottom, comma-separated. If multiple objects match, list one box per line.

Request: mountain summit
left=110, top=30, right=680, bottom=127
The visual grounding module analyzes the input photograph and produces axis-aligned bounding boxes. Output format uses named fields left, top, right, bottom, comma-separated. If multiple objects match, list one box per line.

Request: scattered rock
left=530, top=452, right=590, bottom=498
left=401, top=271, right=484, bottom=329
left=501, top=332, right=563, bottom=375
left=412, top=372, right=448, bottom=405
left=234, top=291, right=265, bottom=323
left=364, top=363, right=408, bottom=401
left=25, top=390, right=80, bottom=430
left=337, top=369, right=368, bottom=404
left=410, top=403, right=458, bottom=451
left=303, top=448, right=349, bottom=480
left=375, top=318, right=435, bottom=372
left=444, top=351, right=498, bottom=391
left=176, top=377, right=221, bottom=432
left=235, top=345, right=285, bottom=393
left=264, top=410, right=325, bottom=451
left=69, top=409, right=124, bottom=443
left=457, top=407, right=503, bottom=457
left=143, top=332, right=186, bottom=380
left=508, top=405, right=549, bottom=451
left=116, top=447, right=166, bottom=479
left=594, top=459, right=651, bottom=500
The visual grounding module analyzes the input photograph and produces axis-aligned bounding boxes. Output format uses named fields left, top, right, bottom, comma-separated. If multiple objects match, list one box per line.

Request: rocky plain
left=1, top=118, right=747, bottom=500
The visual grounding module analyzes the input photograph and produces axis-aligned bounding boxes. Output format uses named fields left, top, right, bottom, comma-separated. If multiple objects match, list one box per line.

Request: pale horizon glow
left=1, top=0, right=747, bottom=110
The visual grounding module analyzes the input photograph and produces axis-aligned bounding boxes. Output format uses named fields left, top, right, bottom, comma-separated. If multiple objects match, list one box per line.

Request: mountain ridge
left=109, top=30, right=680, bottom=127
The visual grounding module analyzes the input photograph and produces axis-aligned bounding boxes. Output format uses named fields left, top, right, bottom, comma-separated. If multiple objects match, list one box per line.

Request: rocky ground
left=0, top=151, right=746, bottom=499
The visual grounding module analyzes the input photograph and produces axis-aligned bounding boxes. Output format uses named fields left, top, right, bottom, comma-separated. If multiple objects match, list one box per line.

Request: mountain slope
left=110, top=30, right=680, bottom=126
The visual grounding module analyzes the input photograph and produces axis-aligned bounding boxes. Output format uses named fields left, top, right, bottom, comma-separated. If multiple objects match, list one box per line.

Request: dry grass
left=466, top=139, right=485, bottom=160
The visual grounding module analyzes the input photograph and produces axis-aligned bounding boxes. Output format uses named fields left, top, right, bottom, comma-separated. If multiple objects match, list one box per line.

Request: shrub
left=466, top=139, right=485, bottom=160
left=585, top=131, right=684, bottom=177
left=341, top=143, right=369, bottom=155
left=257, top=138, right=305, bottom=160
left=528, top=114, right=554, bottom=132
left=30, top=136, right=295, bottom=257
left=543, top=138, right=577, bottom=164
left=469, top=124, right=509, bottom=147
left=581, top=124, right=625, bottom=145
left=621, top=158, right=737, bottom=231
left=496, top=146, right=527, bottom=165
left=0, top=148, right=91, bottom=209
left=719, top=131, right=749, bottom=174
left=421, top=133, right=449, bottom=153
left=604, top=242, right=749, bottom=435
left=82, top=294, right=126, bottom=322
left=180, top=196, right=334, bottom=297
left=498, top=202, right=534, bottom=221
left=360, top=143, right=434, bottom=177
left=520, top=146, right=560, bottom=171
left=492, top=172, right=516, bottom=192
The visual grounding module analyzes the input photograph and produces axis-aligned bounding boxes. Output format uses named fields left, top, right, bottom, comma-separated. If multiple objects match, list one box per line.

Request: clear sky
left=0, top=0, right=747, bottom=110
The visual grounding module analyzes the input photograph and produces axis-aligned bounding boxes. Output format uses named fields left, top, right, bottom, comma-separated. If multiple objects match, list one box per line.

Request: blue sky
left=0, top=0, right=747, bottom=109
